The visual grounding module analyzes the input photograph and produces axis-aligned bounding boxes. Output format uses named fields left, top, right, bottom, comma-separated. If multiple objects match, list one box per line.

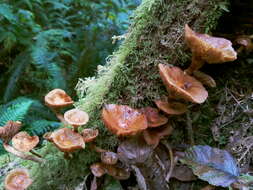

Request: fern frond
left=0, top=97, right=35, bottom=126
left=3, top=52, right=29, bottom=103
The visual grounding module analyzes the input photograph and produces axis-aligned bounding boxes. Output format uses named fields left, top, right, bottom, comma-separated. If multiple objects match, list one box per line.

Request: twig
left=162, top=141, right=175, bottom=182
left=3, top=143, right=44, bottom=163
left=186, top=112, right=194, bottom=145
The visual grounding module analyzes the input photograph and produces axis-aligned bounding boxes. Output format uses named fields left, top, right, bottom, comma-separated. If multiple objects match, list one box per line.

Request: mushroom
left=139, top=107, right=168, bottom=127
left=235, top=35, right=253, bottom=53
left=0, top=121, right=22, bottom=143
left=102, top=104, right=148, bottom=136
left=143, top=124, right=173, bottom=147
left=192, top=71, right=216, bottom=88
left=12, top=132, right=41, bottom=158
left=158, top=64, right=208, bottom=104
left=0, top=122, right=43, bottom=163
left=90, top=163, right=107, bottom=177
left=4, top=168, right=32, bottom=190
left=44, top=89, right=73, bottom=124
left=81, top=128, right=98, bottom=143
left=101, top=151, right=118, bottom=165
left=46, top=128, right=85, bottom=157
left=155, top=99, right=187, bottom=115
left=12, top=132, right=39, bottom=152
left=64, top=108, right=89, bottom=132
left=184, top=24, right=237, bottom=74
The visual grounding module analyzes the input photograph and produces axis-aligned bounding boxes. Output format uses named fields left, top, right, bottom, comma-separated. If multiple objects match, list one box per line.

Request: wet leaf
left=117, top=138, right=153, bottom=165
left=181, top=145, right=240, bottom=187
left=171, top=165, right=197, bottom=181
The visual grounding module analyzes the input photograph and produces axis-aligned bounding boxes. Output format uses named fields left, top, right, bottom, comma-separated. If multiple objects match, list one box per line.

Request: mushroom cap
left=44, top=89, right=73, bottom=108
left=143, top=124, right=173, bottom=147
left=106, top=165, right=130, bottom=180
left=101, top=151, right=118, bottom=165
left=158, top=64, right=208, bottom=104
left=155, top=99, right=187, bottom=115
left=102, top=104, right=148, bottom=136
left=81, top=128, right=98, bottom=143
left=185, top=24, right=237, bottom=63
left=235, top=36, right=251, bottom=47
left=0, top=121, right=22, bottom=143
left=139, top=107, right=168, bottom=127
left=64, top=108, right=89, bottom=127
left=90, top=163, right=106, bottom=177
left=12, top=132, right=39, bottom=152
left=193, top=71, right=216, bottom=88
left=50, top=128, right=85, bottom=153
left=4, top=168, right=32, bottom=190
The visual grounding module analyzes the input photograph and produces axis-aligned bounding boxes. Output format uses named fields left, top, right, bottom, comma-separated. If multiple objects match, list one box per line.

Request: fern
left=0, top=97, right=35, bottom=126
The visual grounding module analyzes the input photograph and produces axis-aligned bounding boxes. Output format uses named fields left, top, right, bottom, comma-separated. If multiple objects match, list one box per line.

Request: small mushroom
left=139, top=107, right=168, bottom=127
left=90, top=163, right=106, bottom=177
left=4, top=168, right=32, bottom=190
left=48, top=128, right=85, bottom=153
left=64, top=108, right=89, bottom=132
left=102, top=104, right=148, bottom=136
left=158, top=64, right=208, bottom=104
left=0, top=121, right=22, bottom=143
left=155, top=99, right=187, bottom=115
left=81, top=128, right=98, bottom=143
left=101, top=151, right=118, bottom=165
left=12, top=132, right=39, bottom=152
left=192, top=71, right=216, bottom=88
left=44, top=89, right=73, bottom=108
left=44, top=89, right=73, bottom=124
left=143, top=124, right=173, bottom=147
left=184, top=24, right=237, bottom=74
left=105, top=165, right=130, bottom=180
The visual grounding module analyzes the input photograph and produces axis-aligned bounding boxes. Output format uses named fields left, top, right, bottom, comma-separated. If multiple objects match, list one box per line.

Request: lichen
left=0, top=0, right=229, bottom=189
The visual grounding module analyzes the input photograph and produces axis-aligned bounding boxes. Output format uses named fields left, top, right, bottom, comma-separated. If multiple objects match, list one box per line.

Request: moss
left=0, top=0, right=229, bottom=189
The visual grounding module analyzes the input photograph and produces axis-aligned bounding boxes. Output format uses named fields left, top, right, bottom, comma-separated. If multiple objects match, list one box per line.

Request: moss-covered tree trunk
left=0, top=0, right=229, bottom=189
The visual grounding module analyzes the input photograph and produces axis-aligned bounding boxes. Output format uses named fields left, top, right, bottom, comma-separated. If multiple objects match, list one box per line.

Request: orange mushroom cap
left=102, top=104, right=148, bottom=136
left=4, top=168, right=32, bottom=190
left=101, top=151, right=118, bottom=165
left=50, top=128, right=85, bottom=153
left=158, top=64, right=208, bottom=104
left=12, top=132, right=39, bottom=152
left=143, top=124, right=173, bottom=147
left=155, top=99, right=187, bottom=115
left=90, top=163, right=106, bottom=177
left=44, top=89, right=73, bottom=108
left=81, top=128, right=98, bottom=143
left=64, top=108, right=89, bottom=128
left=185, top=24, right=237, bottom=64
left=0, top=121, right=22, bottom=143
left=139, top=107, right=168, bottom=127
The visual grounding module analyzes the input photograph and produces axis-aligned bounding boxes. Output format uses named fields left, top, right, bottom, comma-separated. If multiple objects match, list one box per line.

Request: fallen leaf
left=171, top=165, right=197, bottom=181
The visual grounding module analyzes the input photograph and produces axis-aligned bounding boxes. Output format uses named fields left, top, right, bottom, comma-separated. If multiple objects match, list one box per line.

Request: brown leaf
left=171, top=165, right=197, bottom=181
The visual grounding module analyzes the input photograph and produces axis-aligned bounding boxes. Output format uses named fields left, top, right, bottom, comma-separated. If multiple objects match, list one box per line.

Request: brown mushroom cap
left=44, top=89, right=73, bottom=108
left=158, top=64, right=208, bottom=104
left=155, top=99, right=187, bottom=115
left=12, top=132, right=39, bottom=152
left=90, top=163, right=106, bottom=177
left=192, top=71, right=216, bottom=88
left=0, top=121, right=22, bottom=143
left=101, top=151, right=118, bottom=165
left=102, top=104, right=148, bottom=136
left=64, top=108, right=89, bottom=127
left=185, top=24, right=237, bottom=64
left=143, top=124, right=173, bottom=147
left=139, top=107, right=168, bottom=127
left=106, top=165, right=130, bottom=180
left=81, top=128, right=98, bottom=143
left=4, top=168, right=32, bottom=190
left=50, top=128, right=85, bottom=153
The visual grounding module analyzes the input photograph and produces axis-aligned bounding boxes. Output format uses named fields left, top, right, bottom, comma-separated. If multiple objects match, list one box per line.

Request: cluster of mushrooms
left=2, top=24, right=238, bottom=190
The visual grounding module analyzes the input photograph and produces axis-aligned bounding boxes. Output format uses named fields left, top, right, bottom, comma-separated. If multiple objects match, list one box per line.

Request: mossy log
left=0, top=0, right=229, bottom=189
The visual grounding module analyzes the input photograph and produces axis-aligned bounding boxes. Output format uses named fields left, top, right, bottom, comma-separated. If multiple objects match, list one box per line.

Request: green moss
left=0, top=0, right=229, bottom=189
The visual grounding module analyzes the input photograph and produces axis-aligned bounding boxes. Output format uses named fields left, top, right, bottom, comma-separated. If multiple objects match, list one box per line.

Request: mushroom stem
left=90, top=143, right=107, bottom=153
left=3, top=143, right=44, bottom=163
left=30, top=150, right=43, bottom=158
left=50, top=108, right=68, bottom=125
left=162, top=141, right=175, bottom=182
left=64, top=152, right=73, bottom=159
left=185, top=54, right=205, bottom=75
left=186, top=112, right=194, bottom=145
